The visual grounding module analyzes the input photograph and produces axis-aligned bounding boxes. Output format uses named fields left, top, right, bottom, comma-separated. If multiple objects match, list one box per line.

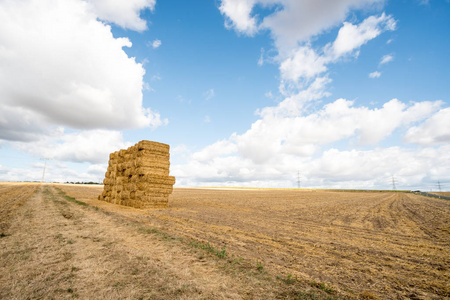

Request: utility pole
left=40, top=158, right=51, bottom=183
left=297, top=171, right=301, bottom=189
left=391, top=176, right=396, bottom=190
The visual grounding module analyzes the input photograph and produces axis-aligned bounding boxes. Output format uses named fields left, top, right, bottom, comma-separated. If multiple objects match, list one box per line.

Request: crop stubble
left=53, top=185, right=450, bottom=298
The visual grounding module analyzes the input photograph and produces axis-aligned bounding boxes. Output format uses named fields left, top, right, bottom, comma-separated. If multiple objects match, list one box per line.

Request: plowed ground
left=1, top=183, right=449, bottom=299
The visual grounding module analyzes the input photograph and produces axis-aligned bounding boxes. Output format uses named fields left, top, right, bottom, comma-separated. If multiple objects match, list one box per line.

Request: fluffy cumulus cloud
left=404, top=108, right=450, bottom=146
left=328, top=13, right=396, bottom=58
left=279, top=47, right=327, bottom=82
left=0, top=0, right=163, bottom=142
left=8, top=128, right=128, bottom=165
left=0, top=0, right=165, bottom=175
left=173, top=97, right=447, bottom=188
left=279, top=13, right=396, bottom=89
left=219, top=0, right=259, bottom=36
left=220, top=0, right=396, bottom=96
left=173, top=1, right=450, bottom=189
left=220, top=0, right=384, bottom=52
left=86, top=0, right=156, bottom=31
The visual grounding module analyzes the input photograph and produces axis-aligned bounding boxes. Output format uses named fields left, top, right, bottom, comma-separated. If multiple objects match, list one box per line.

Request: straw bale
left=135, top=167, right=169, bottom=176
left=121, top=190, right=130, bottom=200
left=137, top=140, right=170, bottom=152
left=109, top=152, right=116, bottom=161
left=136, top=174, right=175, bottom=185
left=136, top=183, right=173, bottom=194
left=138, top=193, right=170, bottom=201
left=136, top=150, right=170, bottom=159
left=134, top=157, right=170, bottom=169
left=98, top=140, right=174, bottom=209
left=134, top=182, right=173, bottom=190
left=115, top=176, right=127, bottom=185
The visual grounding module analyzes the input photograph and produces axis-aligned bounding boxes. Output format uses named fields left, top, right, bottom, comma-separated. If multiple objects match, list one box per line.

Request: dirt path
left=0, top=185, right=268, bottom=299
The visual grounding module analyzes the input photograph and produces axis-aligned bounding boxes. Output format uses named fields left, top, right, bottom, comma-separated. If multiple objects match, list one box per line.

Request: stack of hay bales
left=98, top=140, right=175, bottom=208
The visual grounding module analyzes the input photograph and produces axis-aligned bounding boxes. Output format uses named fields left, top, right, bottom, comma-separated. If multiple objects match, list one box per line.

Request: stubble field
left=1, top=183, right=449, bottom=299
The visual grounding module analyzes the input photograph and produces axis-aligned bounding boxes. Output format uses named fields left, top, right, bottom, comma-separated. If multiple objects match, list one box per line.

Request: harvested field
left=58, top=185, right=450, bottom=299
left=2, top=183, right=449, bottom=299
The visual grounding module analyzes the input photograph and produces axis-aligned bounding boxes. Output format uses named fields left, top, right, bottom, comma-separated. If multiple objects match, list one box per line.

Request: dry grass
left=57, top=185, right=450, bottom=299
left=2, top=182, right=449, bottom=299
left=0, top=182, right=37, bottom=235
left=1, top=183, right=340, bottom=299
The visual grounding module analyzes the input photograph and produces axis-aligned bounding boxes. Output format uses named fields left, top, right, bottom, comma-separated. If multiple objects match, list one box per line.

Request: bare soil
left=1, top=183, right=449, bottom=299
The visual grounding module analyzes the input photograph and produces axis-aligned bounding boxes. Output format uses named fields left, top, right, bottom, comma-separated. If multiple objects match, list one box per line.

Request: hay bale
left=135, top=167, right=169, bottom=176
left=98, top=140, right=175, bottom=209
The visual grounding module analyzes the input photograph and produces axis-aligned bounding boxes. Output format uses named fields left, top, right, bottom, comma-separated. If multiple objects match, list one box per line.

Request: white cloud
left=279, top=46, right=327, bottom=82
left=278, top=13, right=396, bottom=91
left=404, top=108, right=450, bottom=145
left=329, top=13, right=396, bottom=59
left=380, top=54, right=394, bottom=65
left=203, top=89, right=215, bottom=101
left=173, top=97, right=445, bottom=188
left=192, top=0, right=450, bottom=190
left=307, top=146, right=450, bottom=188
left=220, top=0, right=384, bottom=53
left=219, top=0, right=258, bottom=36
left=12, top=129, right=128, bottom=164
left=86, top=0, right=156, bottom=31
left=171, top=144, right=188, bottom=155
left=0, top=0, right=163, bottom=144
left=174, top=143, right=450, bottom=189
left=151, top=74, right=162, bottom=80
left=150, top=39, right=162, bottom=48
left=265, top=91, right=274, bottom=98
left=204, top=115, right=211, bottom=123
left=369, top=71, right=381, bottom=78
left=257, top=48, right=264, bottom=66
left=0, top=0, right=162, bottom=143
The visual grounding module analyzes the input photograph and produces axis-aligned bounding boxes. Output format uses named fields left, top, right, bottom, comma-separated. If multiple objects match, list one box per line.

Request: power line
left=40, top=158, right=51, bottom=183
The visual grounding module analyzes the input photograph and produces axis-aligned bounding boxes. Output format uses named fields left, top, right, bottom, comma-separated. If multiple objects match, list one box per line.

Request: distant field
left=1, top=183, right=449, bottom=299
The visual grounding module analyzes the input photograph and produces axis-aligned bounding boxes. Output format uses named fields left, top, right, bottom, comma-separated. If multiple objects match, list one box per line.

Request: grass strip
left=53, top=187, right=88, bottom=206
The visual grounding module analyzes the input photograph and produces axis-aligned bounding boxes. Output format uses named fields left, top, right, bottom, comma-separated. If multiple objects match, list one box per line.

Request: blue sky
left=0, top=0, right=449, bottom=191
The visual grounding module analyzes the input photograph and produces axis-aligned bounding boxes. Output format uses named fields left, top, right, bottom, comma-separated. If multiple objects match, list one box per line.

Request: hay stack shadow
left=98, top=140, right=175, bottom=208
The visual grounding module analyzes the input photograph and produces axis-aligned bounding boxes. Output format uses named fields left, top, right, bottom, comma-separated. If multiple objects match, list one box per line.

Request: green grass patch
left=310, top=281, right=335, bottom=295
left=190, top=240, right=228, bottom=259
left=53, top=187, right=87, bottom=206
left=277, top=274, right=298, bottom=285
left=257, top=261, right=264, bottom=271
left=138, top=226, right=182, bottom=242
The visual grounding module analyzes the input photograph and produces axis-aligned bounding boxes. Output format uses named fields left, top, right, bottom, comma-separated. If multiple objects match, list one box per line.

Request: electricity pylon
left=40, top=158, right=51, bottom=183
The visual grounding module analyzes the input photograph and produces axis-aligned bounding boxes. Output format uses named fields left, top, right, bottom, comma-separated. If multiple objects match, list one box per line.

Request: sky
left=0, top=0, right=449, bottom=191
